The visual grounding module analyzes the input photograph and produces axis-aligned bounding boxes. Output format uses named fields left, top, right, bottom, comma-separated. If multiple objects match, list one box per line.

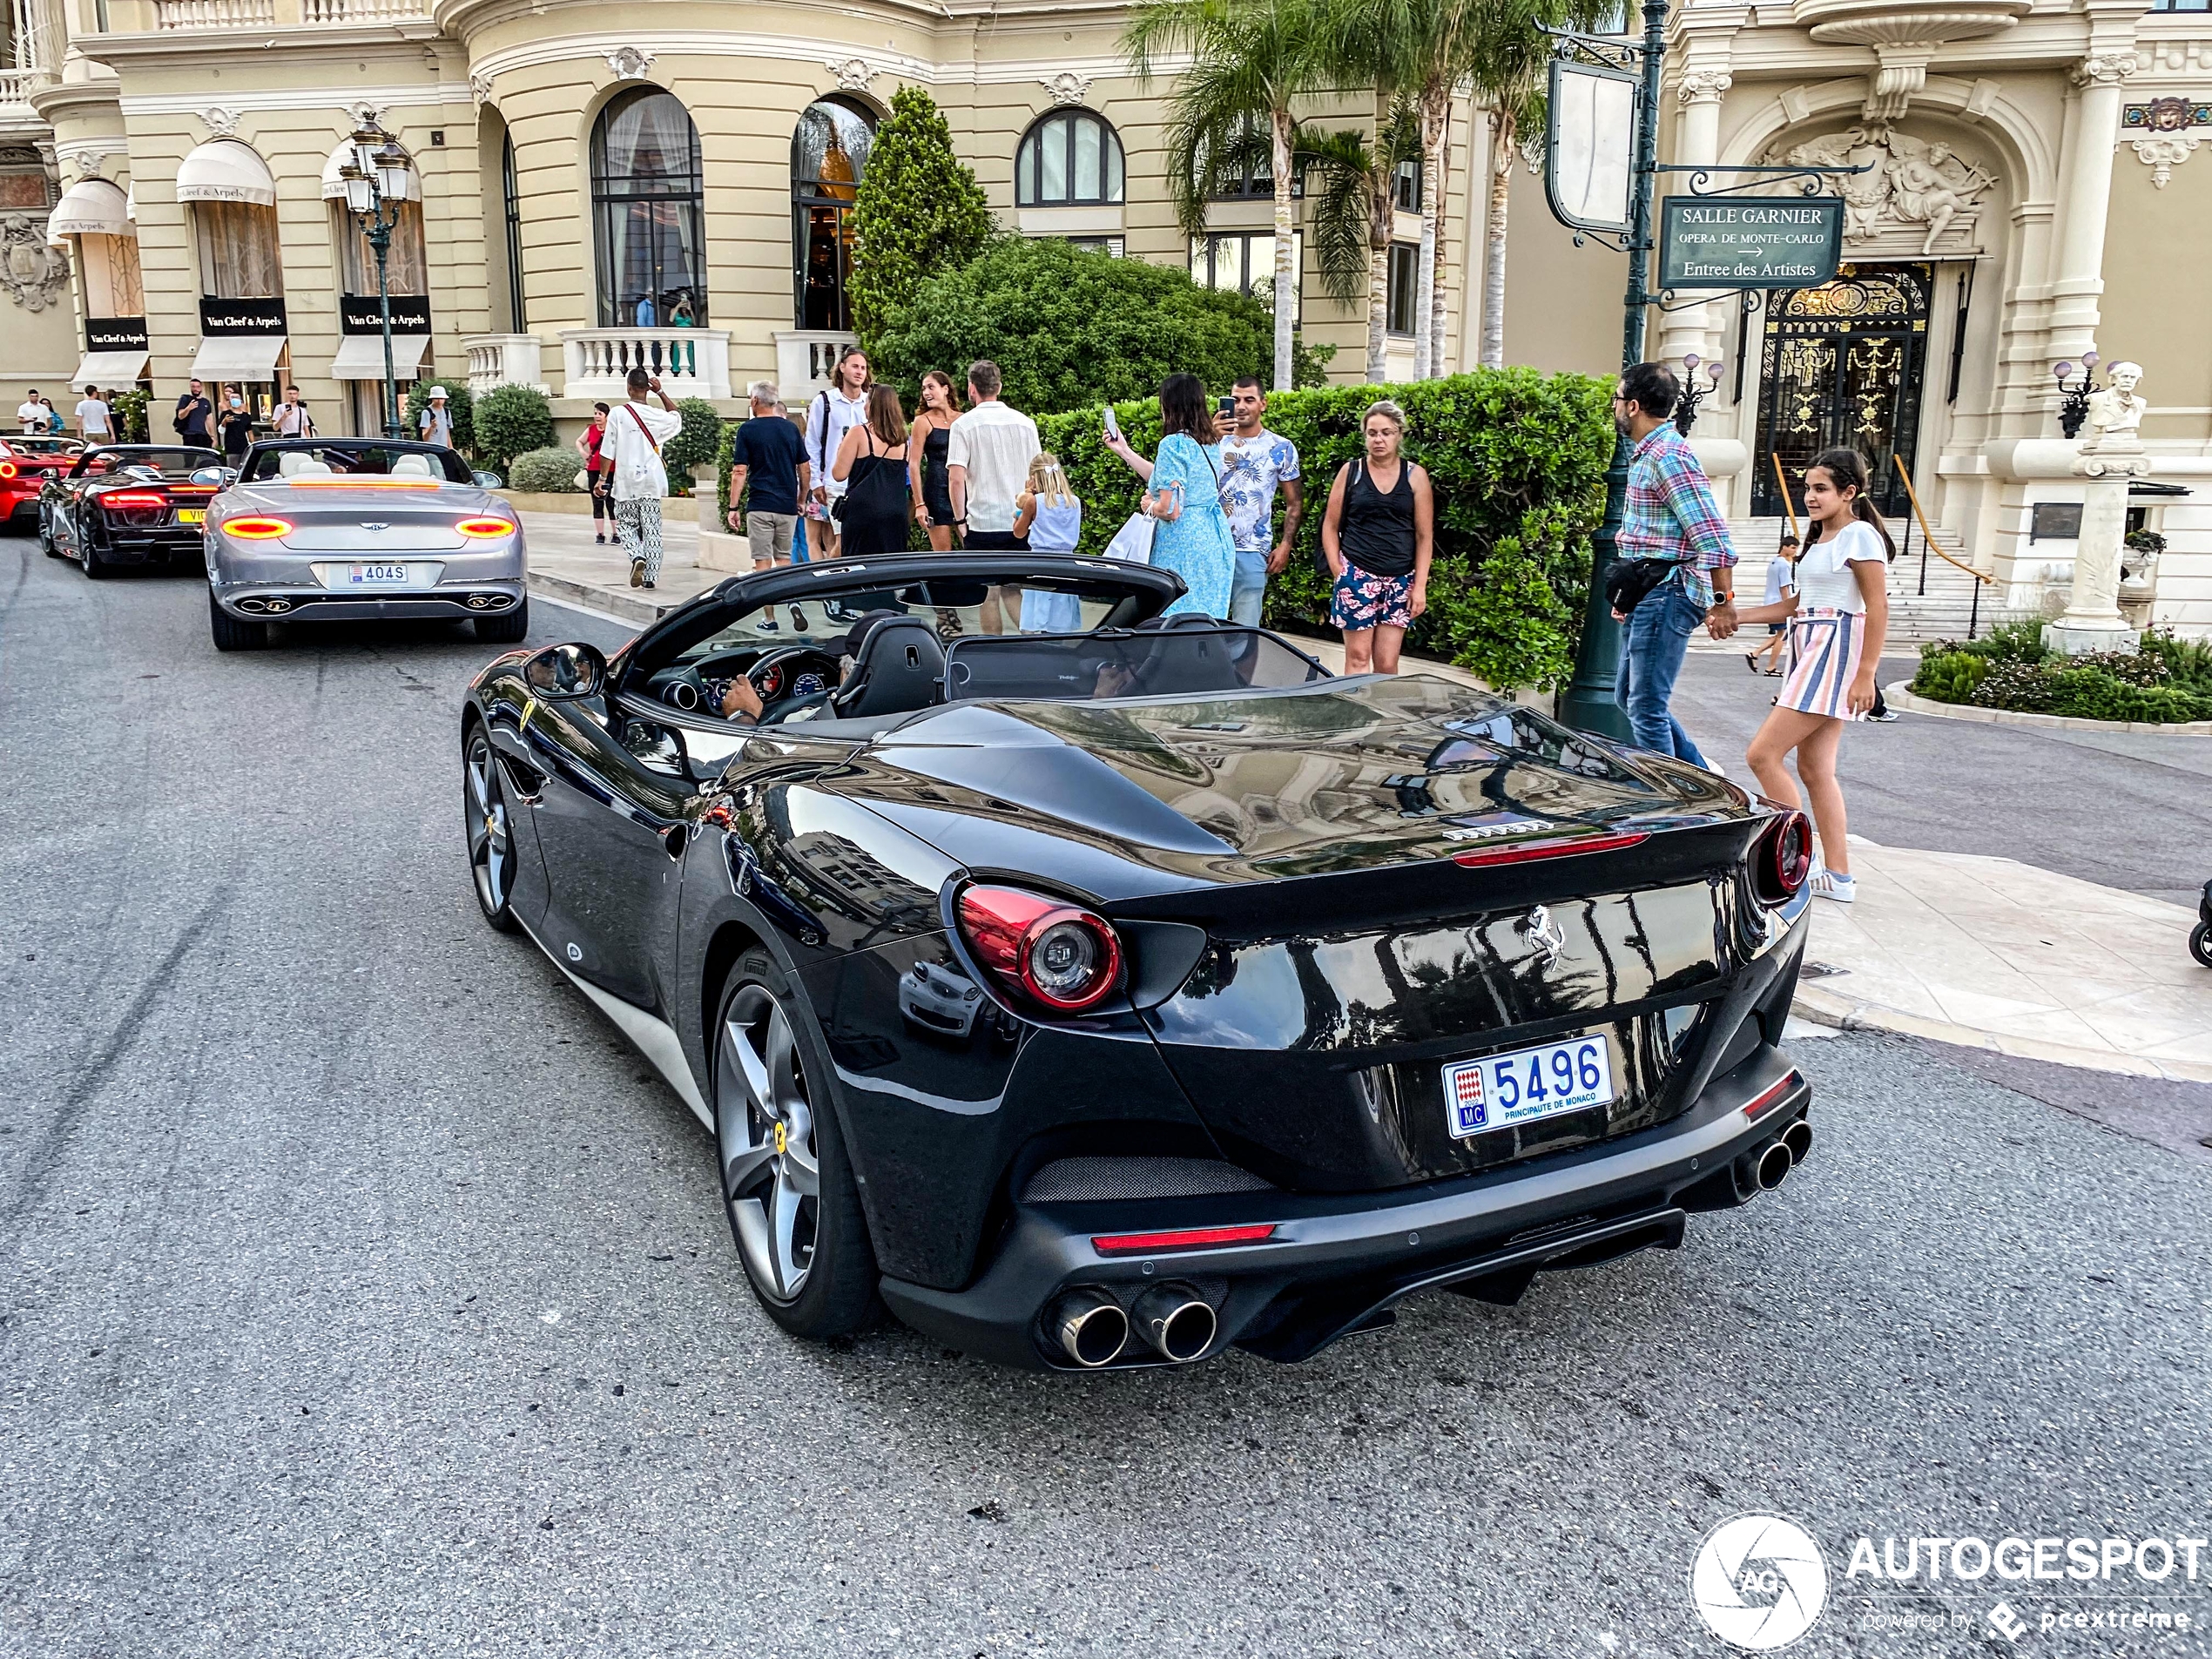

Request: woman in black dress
left=910, top=370, right=962, bottom=551
left=216, top=385, right=255, bottom=464
left=829, top=383, right=913, bottom=557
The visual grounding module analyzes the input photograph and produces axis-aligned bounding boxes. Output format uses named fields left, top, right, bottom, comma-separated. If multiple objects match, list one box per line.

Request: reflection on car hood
left=842, top=675, right=1746, bottom=891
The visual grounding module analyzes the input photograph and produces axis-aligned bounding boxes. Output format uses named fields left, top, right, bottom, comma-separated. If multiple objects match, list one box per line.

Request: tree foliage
left=401, top=374, right=475, bottom=455
left=1035, top=367, right=1614, bottom=691
left=660, top=396, right=725, bottom=476
left=470, top=384, right=552, bottom=476
left=869, top=236, right=1329, bottom=415
left=849, top=85, right=994, bottom=344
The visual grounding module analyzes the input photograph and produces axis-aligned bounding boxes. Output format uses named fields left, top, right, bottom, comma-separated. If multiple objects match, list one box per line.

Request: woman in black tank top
left=910, top=371, right=963, bottom=552
left=1322, top=400, right=1434, bottom=675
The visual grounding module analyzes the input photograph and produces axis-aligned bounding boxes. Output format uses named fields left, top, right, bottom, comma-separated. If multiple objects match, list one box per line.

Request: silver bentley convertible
left=201, top=438, right=525, bottom=651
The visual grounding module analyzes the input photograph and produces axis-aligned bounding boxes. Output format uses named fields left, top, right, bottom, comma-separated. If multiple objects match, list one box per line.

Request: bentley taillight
left=956, top=884, right=1124, bottom=1013
left=222, top=516, right=294, bottom=539
left=455, top=516, right=517, bottom=537
left=1750, top=811, right=1813, bottom=906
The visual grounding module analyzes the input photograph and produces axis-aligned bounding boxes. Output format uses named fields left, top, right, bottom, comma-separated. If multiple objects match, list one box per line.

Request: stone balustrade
left=155, top=0, right=274, bottom=24
left=560, top=327, right=731, bottom=402
left=462, top=334, right=546, bottom=397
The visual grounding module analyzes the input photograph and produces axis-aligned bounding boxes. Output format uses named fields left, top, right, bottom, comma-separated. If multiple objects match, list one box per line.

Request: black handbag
left=1603, top=554, right=1688, bottom=616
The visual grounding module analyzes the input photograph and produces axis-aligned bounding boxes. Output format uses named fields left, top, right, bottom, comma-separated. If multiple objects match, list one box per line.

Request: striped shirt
left=1620, top=425, right=1737, bottom=610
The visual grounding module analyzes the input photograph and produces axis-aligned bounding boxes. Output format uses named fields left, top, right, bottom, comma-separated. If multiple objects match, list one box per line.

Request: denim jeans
left=1228, top=548, right=1268, bottom=626
left=1615, top=579, right=1709, bottom=767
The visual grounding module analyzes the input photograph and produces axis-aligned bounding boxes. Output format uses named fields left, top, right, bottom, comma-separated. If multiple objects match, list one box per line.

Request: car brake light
left=102, top=491, right=170, bottom=508
left=0, top=462, right=14, bottom=478
left=1092, top=1224, right=1278, bottom=1256
left=455, top=516, right=516, bottom=537
left=171, top=484, right=218, bottom=496
left=222, top=516, right=294, bottom=539
left=1453, top=831, right=1650, bottom=868
left=955, top=884, right=1124, bottom=1013
left=1743, top=1071, right=1799, bottom=1121
left=1750, top=811, right=1813, bottom=906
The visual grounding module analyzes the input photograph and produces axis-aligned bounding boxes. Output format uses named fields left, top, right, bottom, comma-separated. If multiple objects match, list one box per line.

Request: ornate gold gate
left=1752, top=262, right=1932, bottom=518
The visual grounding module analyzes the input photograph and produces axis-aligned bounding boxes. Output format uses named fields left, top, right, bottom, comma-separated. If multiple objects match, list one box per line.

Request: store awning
left=71, top=348, right=151, bottom=390
left=47, top=178, right=131, bottom=243
left=190, top=334, right=287, bottom=381
left=320, top=138, right=419, bottom=202
left=332, top=333, right=429, bottom=379
left=176, top=138, right=278, bottom=206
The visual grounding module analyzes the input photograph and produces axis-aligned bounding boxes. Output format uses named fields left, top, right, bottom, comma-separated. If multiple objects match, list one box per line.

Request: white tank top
left=1028, top=498, right=1082, bottom=552
left=1794, top=519, right=1885, bottom=613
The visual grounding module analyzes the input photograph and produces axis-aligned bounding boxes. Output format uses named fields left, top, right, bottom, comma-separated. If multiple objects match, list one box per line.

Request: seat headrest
left=830, top=613, right=946, bottom=720
left=388, top=453, right=436, bottom=478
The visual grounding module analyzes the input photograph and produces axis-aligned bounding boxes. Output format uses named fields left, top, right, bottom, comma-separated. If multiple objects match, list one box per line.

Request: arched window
left=591, top=89, right=706, bottom=328
left=1015, top=110, right=1123, bottom=208
left=792, top=97, right=875, bottom=331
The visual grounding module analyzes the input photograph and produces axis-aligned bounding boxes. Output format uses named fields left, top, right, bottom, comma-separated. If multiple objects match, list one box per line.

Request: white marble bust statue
left=2081, top=361, right=2146, bottom=453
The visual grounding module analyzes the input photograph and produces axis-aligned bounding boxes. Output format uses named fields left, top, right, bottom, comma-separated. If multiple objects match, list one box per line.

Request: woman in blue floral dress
left=1103, top=373, right=1235, bottom=618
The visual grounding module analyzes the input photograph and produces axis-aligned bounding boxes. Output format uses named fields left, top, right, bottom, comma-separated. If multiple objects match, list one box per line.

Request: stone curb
left=527, top=570, right=691, bottom=625
left=1883, top=681, right=2212, bottom=737
left=1791, top=982, right=2212, bottom=1085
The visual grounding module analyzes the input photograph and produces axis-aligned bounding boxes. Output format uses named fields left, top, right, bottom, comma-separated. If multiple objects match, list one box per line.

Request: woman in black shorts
left=911, top=370, right=962, bottom=550
left=1320, top=399, right=1434, bottom=675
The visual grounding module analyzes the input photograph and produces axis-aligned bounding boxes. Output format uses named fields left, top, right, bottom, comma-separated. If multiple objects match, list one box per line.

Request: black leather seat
left=830, top=614, right=947, bottom=718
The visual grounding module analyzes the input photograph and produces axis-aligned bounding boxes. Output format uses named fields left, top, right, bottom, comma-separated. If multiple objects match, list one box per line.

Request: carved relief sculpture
left=1769, top=125, right=1995, bottom=254
left=1038, top=72, right=1092, bottom=108
left=604, top=46, right=657, bottom=81
left=0, top=213, right=71, bottom=312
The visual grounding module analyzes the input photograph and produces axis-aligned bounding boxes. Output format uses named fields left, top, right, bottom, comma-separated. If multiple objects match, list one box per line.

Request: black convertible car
left=463, top=554, right=1816, bottom=1371
left=40, top=443, right=224, bottom=576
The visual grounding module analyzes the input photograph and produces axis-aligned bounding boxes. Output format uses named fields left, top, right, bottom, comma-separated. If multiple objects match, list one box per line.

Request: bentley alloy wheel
left=464, top=727, right=519, bottom=932
left=713, top=952, right=878, bottom=1338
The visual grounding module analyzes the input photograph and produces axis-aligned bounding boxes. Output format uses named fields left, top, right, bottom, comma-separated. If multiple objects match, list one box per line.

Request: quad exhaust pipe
left=1047, top=1282, right=1221, bottom=1367
left=1131, top=1283, right=1217, bottom=1364
left=1750, top=1117, right=1814, bottom=1193
left=1050, top=1288, right=1129, bottom=1368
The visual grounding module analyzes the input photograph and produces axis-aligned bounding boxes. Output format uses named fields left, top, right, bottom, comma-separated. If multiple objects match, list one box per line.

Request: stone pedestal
left=2043, top=441, right=2147, bottom=657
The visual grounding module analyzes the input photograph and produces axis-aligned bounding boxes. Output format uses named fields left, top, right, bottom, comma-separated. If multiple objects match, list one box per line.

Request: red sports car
left=0, top=435, right=85, bottom=529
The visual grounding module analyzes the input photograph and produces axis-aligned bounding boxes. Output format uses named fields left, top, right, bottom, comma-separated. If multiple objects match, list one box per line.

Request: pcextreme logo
left=1689, top=1513, right=1830, bottom=1651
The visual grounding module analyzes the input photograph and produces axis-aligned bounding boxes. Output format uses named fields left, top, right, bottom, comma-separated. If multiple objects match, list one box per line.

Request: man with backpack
left=802, top=347, right=869, bottom=561
left=607, top=367, right=682, bottom=590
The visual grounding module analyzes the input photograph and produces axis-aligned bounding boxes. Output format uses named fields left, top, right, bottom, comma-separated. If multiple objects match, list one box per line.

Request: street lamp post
left=1556, top=0, right=1670, bottom=741
left=338, top=123, right=413, bottom=442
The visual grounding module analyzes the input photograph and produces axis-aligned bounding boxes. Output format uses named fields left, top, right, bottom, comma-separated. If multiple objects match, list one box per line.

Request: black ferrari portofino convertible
left=462, top=554, right=1817, bottom=1370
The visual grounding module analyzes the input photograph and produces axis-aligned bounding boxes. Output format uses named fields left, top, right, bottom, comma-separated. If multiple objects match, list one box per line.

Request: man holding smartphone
left=608, top=367, right=682, bottom=589
left=1217, top=376, right=1304, bottom=625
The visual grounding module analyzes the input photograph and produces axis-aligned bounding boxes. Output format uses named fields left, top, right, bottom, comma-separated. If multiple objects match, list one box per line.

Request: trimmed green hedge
left=1035, top=368, right=1613, bottom=691
left=1912, top=624, right=2212, bottom=725
left=507, top=447, right=581, bottom=493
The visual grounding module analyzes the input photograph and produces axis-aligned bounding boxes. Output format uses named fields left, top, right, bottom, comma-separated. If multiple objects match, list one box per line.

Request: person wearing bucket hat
left=417, top=385, right=454, bottom=449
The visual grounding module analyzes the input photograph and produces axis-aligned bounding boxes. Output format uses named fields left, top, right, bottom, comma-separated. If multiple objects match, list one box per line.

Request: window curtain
left=84, top=232, right=144, bottom=316
left=334, top=200, right=427, bottom=296
left=194, top=201, right=283, bottom=298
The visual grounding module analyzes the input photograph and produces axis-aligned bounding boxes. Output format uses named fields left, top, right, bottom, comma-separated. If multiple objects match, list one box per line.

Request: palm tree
left=1302, top=102, right=1422, bottom=383
left=1124, top=0, right=1339, bottom=393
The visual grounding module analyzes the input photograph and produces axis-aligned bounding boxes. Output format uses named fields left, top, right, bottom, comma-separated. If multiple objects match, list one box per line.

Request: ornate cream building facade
left=2, top=0, right=2207, bottom=634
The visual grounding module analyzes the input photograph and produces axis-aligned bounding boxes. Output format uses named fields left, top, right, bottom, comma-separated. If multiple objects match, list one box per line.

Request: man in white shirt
left=272, top=384, right=314, bottom=438
left=606, top=366, right=683, bottom=590
left=948, top=360, right=1039, bottom=552
left=75, top=387, right=113, bottom=442
left=17, top=390, right=44, bottom=434
left=803, top=346, right=870, bottom=560
left=416, top=386, right=454, bottom=448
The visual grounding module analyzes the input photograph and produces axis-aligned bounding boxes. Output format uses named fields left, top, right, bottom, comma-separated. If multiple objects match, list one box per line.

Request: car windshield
left=3, top=436, right=82, bottom=457
left=77, top=447, right=220, bottom=478
left=239, top=444, right=473, bottom=485
left=946, top=626, right=1330, bottom=702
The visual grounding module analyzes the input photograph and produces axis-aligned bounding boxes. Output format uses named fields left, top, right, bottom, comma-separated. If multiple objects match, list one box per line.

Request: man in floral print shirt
left=1216, top=376, right=1305, bottom=626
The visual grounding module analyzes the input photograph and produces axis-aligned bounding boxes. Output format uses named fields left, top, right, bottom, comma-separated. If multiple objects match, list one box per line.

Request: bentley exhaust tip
left=1050, top=1289, right=1129, bottom=1368
left=1131, top=1284, right=1217, bottom=1364
left=1755, top=1140, right=1793, bottom=1192
left=1781, top=1119, right=1813, bottom=1166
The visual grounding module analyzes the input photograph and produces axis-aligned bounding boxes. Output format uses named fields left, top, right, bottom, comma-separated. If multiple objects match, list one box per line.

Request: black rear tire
left=80, top=526, right=112, bottom=579
left=2192, top=922, right=2212, bottom=970
left=712, top=949, right=880, bottom=1340
left=208, top=592, right=266, bottom=651
left=38, top=509, right=61, bottom=557
left=475, top=598, right=529, bottom=644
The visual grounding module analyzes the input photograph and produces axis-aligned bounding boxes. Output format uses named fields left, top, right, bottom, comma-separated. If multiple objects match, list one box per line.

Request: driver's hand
left=719, top=676, right=765, bottom=722
left=1094, top=662, right=1138, bottom=698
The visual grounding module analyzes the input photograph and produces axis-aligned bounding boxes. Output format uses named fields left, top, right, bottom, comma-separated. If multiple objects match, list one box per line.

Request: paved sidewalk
left=523, top=511, right=717, bottom=624
left=1792, top=838, right=2212, bottom=1083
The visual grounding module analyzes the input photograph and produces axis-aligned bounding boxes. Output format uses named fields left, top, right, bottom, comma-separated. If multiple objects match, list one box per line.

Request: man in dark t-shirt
left=173, top=378, right=213, bottom=447
left=727, top=381, right=810, bottom=565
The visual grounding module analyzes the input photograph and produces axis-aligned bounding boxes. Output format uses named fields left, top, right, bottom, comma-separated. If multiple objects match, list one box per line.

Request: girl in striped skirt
left=1733, top=448, right=1892, bottom=904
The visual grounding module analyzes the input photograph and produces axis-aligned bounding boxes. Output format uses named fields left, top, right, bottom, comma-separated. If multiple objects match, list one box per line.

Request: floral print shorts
left=1330, top=563, right=1415, bottom=631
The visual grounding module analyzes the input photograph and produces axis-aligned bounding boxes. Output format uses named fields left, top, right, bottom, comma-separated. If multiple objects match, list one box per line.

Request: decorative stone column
left=2045, top=364, right=2149, bottom=656
left=1654, top=64, right=1732, bottom=373
left=2047, top=46, right=2139, bottom=356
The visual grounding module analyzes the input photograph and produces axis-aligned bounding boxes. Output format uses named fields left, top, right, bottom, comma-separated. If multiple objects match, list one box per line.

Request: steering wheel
left=746, top=646, right=845, bottom=720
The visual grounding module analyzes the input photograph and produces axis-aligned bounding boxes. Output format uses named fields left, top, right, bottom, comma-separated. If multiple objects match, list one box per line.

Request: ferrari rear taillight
left=1750, top=811, right=1813, bottom=906
left=222, top=516, right=294, bottom=539
left=102, top=490, right=169, bottom=509
left=0, top=462, right=15, bottom=479
left=455, top=516, right=516, bottom=537
left=955, top=884, right=1124, bottom=1013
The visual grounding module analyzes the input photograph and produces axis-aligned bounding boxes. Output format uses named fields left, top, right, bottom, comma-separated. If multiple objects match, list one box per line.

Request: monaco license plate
left=1443, top=1035, right=1615, bottom=1139
left=176, top=509, right=206, bottom=524
left=347, top=563, right=411, bottom=586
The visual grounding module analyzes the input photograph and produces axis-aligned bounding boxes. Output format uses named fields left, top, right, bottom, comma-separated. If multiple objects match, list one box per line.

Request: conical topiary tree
left=848, top=85, right=993, bottom=344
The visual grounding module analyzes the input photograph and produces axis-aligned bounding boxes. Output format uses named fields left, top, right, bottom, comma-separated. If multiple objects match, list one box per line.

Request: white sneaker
left=1808, top=868, right=1857, bottom=904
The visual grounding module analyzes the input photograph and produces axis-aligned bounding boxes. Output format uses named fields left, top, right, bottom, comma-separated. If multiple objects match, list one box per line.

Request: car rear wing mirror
left=472, top=469, right=504, bottom=489
left=190, top=466, right=239, bottom=489
left=522, top=642, right=606, bottom=700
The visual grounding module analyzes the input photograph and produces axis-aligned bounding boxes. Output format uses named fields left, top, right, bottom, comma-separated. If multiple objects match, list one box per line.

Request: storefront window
left=792, top=98, right=875, bottom=332
left=591, top=89, right=707, bottom=328
left=194, top=201, right=284, bottom=299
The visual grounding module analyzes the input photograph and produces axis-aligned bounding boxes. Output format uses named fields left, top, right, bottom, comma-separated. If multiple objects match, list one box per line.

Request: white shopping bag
left=1102, top=511, right=1156, bottom=565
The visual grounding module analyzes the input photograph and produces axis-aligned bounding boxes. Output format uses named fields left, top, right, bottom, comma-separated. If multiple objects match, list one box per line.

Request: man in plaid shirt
left=1609, top=361, right=1738, bottom=767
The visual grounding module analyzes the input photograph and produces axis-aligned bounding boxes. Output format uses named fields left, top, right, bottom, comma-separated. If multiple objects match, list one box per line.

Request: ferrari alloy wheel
left=714, top=951, right=879, bottom=1338
left=208, top=591, right=266, bottom=652
left=464, top=726, right=520, bottom=933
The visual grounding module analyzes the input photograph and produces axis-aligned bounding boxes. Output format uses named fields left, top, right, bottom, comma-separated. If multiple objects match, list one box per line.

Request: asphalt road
left=3, top=545, right=2210, bottom=1657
